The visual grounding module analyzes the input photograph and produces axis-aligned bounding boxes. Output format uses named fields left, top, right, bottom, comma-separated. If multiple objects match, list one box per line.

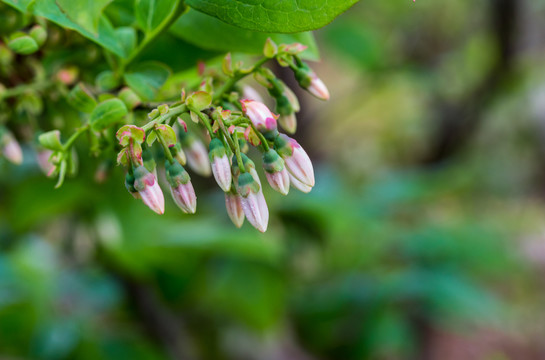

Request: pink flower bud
left=266, top=168, right=290, bottom=195
left=242, top=85, right=264, bottom=103
left=171, top=182, right=197, bottom=214
left=240, top=99, right=278, bottom=132
left=275, top=135, right=314, bottom=187
left=225, top=192, right=245, bottom=228
left=211, top=154, right=231, bottom=192
left=133, top=166, right=164, bottom=214
left=2, top=132, right=23, bottom=164
left=209, top=138, right=231, bottom=192
left=236, top=172, right=268, bottom=232
left=166, top=161, right=197, bottom=214
left=36, top=149, right=54, bottom=175
left=307, top=73, right=330, bottom=101
left=262, top=149, right=289, bottom=195
left=289, top=173, right=312, bottom=193
left=185, top=139, right=211, bottom=176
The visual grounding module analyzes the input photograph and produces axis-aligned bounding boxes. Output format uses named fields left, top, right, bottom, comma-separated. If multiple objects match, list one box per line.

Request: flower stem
left=0, top=80, right=55, bottom=100
left=190, top=108, right=214, bottom=136
left=117, top=0, right=187, bottom=74
left=143, top=104, right=187, bottom=132
left=63, top=124, right=90, bottom=151
left=212, top=57, right=270, bottom=102
left=154, top=126, right=175, bottom=164
left=249, top=122, right=270, bottom=151
left=232, top=129, right=245, bottom=173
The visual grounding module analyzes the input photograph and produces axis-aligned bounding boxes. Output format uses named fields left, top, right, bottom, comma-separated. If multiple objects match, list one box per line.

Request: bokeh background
left=3, top=0, right=545, bottom=359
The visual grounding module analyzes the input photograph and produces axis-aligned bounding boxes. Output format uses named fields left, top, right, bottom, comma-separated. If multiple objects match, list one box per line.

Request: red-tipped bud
left=240, top=99, right=278, bottom=132
left=2, top=131, right=23, bottom=164
left=288, top=172, right=313, bottom=193
left=274, top=134, right=314, bottom=187
left=307, top=73, right=329, bottom=101
left=166, top=161, right=197, bottom=214
left=295, top=64, right=330, bottom=101
left=209, top=138, right=231, bottom=192
left=133, top=166, right=164, bottom=214
left=225, top=192, right=245, bottom=228
left=236, top=172, right=268, bottom=232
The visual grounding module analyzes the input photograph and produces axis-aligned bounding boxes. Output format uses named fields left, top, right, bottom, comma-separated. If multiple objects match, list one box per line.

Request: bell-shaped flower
left=1, top=131, right=23, bottom=164
left=278, top=113, right=297, bottom=134
left=274, top=134, right=314, bottom=187
left=209, top=138, right=231, bottom=192
left=240, top=99, right=278, bottom=133
left=236, top=172, right=269, bottom=232
left=242, top=85, right=264, bottom=103
left=133, top=165, right=164, bottom=214
left=225, top=191, right=245, bottom=228
left=36, top=149, right=55, bottom=176
left=262, top=149, right=289, bottom=195
left=289, top=172, right=312, bottom=193
left=170, top=143, right=187, bottom=166
left=184, top=137, right=211, bottom=177
left=166, top=161, right=197, bottom=214
left=307, top=73, right=330, bottom=101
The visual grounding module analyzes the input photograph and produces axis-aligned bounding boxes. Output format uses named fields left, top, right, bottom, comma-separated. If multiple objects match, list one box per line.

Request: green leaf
left=56, top=0, right=113, bottom=34
left=2, top=0, right=125, bottom=57
left=96, top=70, right=120, bottom=91
left=123, top=62, right=171, bottom=101
left=185, top=0, right=359, bottom=33
left=90, top=99, right=128, bottom=131
left=67, top=83, right=97, bottom=113
left=7, top=34, right=39, bottom=55
left=38, top=130, right=63, bottom=151
left=115, top=26, right=137, bottom=57
left=134, top=0, right=177, bottom=34
left=170, top=9, right=319, bottom=60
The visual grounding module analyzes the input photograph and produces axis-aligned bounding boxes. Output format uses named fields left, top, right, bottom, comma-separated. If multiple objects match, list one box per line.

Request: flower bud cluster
left=13, top=37, right=330, bottom=233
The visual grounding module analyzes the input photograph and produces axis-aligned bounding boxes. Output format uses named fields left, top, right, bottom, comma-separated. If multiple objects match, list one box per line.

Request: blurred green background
left=3, top=0, right=545, bottom=359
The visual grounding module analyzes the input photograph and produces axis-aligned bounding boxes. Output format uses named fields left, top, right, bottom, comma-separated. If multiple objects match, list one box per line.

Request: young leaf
left=123, top=62, right=171, bottom=101
left=38, top=130, right=63, bottom=151
left=170, top=9, right=319, bottom=60
left=56, top=0, right=113, bottom=35
left=186, top=91, right=211, bottom=111
left=90, top=99, right=128, bottom=131
left=115, top=26, right=137, bottom=57
left=154, top=124, right=177, bottom=147
left=117, top=125, right=145, bottom=145
left=7, top=34, right=39, bottom=55
left=185, top=0, right=359, bottom=33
